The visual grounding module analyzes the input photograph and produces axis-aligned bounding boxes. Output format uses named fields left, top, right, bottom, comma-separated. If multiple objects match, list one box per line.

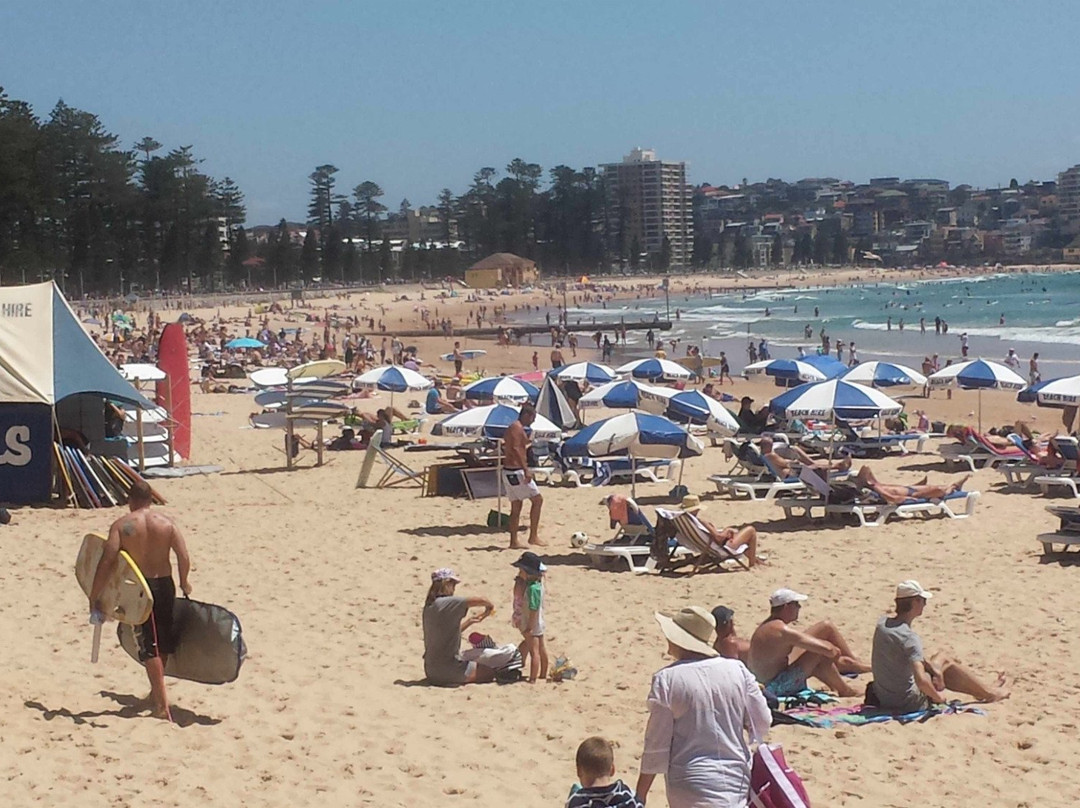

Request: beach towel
left=785, top=700, right=986, bottom=729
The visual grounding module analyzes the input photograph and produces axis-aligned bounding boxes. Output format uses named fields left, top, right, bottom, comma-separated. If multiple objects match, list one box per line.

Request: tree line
left=0, top=87, right=246, bottom=296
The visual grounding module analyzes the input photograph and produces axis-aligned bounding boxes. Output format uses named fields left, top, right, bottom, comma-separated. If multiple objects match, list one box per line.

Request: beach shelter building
left=464, top=253, right=539, bottom=289
left=0, top=281, right=152, bottom=504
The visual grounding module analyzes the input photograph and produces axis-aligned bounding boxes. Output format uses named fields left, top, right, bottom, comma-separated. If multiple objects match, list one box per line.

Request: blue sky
left=4, top=1, right=1078, bottom=224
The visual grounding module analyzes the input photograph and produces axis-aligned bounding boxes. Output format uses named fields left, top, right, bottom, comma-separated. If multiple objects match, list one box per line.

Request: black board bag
left=117, top=597, right=246, bottom=685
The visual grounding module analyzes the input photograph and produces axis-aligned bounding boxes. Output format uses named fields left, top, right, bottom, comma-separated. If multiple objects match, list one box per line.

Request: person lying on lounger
left=760, top=436, right=852, bottom=478
left=679, top=495, right=761, bottom=567
left=852, top=465, right=971, bottom=505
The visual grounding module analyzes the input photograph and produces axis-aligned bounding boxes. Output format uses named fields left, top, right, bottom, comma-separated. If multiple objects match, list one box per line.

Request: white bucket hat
left=655, top=606, right=718, bottom=657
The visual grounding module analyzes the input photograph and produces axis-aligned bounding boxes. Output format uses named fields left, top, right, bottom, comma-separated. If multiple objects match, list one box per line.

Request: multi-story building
left=602, top=148, right=693, bottom=268
left=1057, top=164, right=1080, bottom=232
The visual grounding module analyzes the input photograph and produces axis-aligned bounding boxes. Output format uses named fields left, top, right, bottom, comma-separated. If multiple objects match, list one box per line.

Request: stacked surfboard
left=54, top=446, right=164, bottom=509
left=248, top=360, right=351, bottom=430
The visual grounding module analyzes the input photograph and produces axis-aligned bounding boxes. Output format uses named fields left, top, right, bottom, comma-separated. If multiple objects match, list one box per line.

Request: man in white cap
left=748, top=588, right=869, bottom=699
left=637, top=606, right=770, bottom=808
left=869, top=580, right=1009, bottom=711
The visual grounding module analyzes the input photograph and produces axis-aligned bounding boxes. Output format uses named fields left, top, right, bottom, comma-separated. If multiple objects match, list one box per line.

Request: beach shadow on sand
left=400, top=524, right=505, bottom=538
left=25, top=692, right=222, bottom=728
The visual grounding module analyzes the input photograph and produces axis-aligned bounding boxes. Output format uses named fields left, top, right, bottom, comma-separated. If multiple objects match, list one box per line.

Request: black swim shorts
left=137, top=577, right=178, bottom=661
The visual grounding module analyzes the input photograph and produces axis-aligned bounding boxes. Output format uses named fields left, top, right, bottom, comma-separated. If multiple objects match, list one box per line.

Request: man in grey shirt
left=870, top=580, right=1009, bottom=711
left=422, top=568, right=496, bottom=686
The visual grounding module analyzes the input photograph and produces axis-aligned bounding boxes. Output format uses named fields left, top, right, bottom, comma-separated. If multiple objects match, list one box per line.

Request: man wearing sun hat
left=748, top=588, right=869, bottom=699
left=678, top=495, right=761, bottom=567
left=637, top=606, right=770, bottom=808
left=869, top=580, right=1009, bottom=711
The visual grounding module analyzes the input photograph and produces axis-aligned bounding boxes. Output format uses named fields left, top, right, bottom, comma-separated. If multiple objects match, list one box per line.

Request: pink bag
left=749, top=743, right=810, bottom=808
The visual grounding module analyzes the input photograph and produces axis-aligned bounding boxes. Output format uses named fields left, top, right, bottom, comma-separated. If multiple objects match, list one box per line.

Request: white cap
left=769, top=588, right=809, bottom=608
left=896, top=580, right=933, bottom=600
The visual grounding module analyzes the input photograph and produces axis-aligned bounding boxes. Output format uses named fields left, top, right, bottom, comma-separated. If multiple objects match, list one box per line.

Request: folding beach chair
left=651, top=507, right=751, bottom=573
left=356, top=434, right=426, bottom=490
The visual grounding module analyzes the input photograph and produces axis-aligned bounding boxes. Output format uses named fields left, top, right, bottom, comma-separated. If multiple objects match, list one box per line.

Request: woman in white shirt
left=637, top=606, right=771, bottom=808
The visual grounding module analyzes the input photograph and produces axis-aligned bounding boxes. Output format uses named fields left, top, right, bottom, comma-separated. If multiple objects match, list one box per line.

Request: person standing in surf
left=89, top=480, right=192, bottom=722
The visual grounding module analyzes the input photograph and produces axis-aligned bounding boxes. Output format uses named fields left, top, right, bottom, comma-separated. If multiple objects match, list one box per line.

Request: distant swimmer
left=89, top=480, right=191, bottom=722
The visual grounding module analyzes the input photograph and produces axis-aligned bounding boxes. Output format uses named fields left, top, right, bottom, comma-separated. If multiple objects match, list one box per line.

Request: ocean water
left=526, top=270, right=1080, bottom=378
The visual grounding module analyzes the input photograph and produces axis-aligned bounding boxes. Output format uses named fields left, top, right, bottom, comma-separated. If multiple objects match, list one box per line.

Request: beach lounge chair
left=1036, top=505, right=1080, bottom=555
left=939, top=429, right=1025, bottom=473
left=778, top=467, right=980, bottom=526
left=711, top=455, right=817, bottom=502
left=581, top=496, right=664, bottom=572
left=373, top=446, right=426, bottom=489
left=651, top=507, right=751, bottom=573
left=1032, top=438, right=1080, bottom=498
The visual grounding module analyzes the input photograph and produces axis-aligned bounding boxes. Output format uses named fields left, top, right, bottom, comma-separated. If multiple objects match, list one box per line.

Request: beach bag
left=749, top=743, right=810, bottom=808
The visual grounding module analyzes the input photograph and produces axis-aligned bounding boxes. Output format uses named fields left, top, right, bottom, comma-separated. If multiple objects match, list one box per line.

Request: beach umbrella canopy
left=354, top=365, right=433, bottom=393
left=561, top=412, right=705, bottom=460
left=1017, top=375, right=1080, bottom=408
left=770, top=378, right=903, bottom=420
left=616, top=357, right=693, bottom=382
left=663, top=390, right=740, bottom=435
left=431, top=403, right=561, bottom=440
left=927, top=359, right=1025, bottom=391
left=580, top=379, right=665, bottom=411
left=225, top=337, right=266, bottom=349
left=549, top=362, right=617, bottom=385
left=746, top=355, right=847, bottom=383
left=462, top=376, right=539, bottom=404
left=842, top=361, right=927, bottom=388
left=536, top=377, right=577, bottom=429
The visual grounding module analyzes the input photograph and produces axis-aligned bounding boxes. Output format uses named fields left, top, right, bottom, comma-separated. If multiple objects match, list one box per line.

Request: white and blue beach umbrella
left=663, top=390, right=740, bottom=435
left=536, top=376, right=577, bottom=429
left=927, top=359, right=1025, bottom=391
left=616, top=357, right=693, bottom=382
left=1017, top=375, right=1080, bottom=408
left=928, top=359, right=1024, bottom=430
left=579, top=379, right=667, bottom=412
left=746, top=355, right=847, bottom=383
left=841, top=361, right=927, bottom=388
left=431, top=403, right=561, bottom=440
left=462, top=376, right=539, bottom=404
left=561, top=412, right=705, bottom=460
left=354, top=365, right=433, bottom=392
left=770, top=379, right=902, bottom=421
left=549, top=362, right=617, bottom=385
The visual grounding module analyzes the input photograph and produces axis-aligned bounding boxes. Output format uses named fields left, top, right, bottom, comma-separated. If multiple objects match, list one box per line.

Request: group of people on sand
left=421, top=570, right=1010, bottom=808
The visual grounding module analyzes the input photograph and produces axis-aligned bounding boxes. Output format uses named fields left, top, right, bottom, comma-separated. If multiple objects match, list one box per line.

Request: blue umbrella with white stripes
left=616, top=357, right=693, bottom=382
left=769, top=378, right=903, bottom=420
left=1017, top=375, right=1080, bottom=408
left=579, top=379, right=666, bottom=412
left=354, top=364, right=433, bottom=406
left=928, top=359, right=1025, bottom=430
left=562, top=411, right=703, bottom=496
left=841, top=361, right=927, bottom=388
left=549, top=362, right=617, bottom=385
left=432, top=403, right=561, bottom=440
left=462, top=376, right=539, bottom=404
left=663, top=390, right=740, bottom=435
left=746, top=355, right=846, bottom=385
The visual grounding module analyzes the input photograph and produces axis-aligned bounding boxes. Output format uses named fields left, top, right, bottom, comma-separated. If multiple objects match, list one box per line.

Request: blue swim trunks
left=765, top=665, right=808, bottom=697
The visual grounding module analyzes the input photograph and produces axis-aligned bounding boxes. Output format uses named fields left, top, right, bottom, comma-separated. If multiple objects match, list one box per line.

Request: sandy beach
left=5, top=267, right=1080, bottom=807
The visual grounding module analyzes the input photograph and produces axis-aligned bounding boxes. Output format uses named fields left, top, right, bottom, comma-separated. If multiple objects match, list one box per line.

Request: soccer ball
left=570, top=531, right=589, bottom=548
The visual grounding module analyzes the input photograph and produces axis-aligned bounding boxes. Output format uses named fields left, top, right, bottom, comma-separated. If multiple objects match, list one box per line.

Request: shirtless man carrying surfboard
left=89, top=480, right=192, bottom=721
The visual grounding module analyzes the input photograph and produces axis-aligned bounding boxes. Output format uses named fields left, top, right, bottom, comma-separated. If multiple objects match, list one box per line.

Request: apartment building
left=1058, top=164, right=1080, bottom=232
left=601, top=148, right=693, bottom=268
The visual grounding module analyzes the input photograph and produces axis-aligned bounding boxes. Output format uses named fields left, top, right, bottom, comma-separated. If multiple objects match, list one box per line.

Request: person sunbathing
left=853, top=465, right=971, bottom=505
left=760, top=436, right=851, bottom=478
left=679, top=495, right=761, bottom=567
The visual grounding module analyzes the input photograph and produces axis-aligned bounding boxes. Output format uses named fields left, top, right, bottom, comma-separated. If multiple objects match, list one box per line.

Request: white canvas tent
left=0, top=282, right=152, bottom=503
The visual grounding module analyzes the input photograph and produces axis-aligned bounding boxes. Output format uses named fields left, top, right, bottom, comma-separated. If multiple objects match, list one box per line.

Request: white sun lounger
left=1037, top=506, right=1080, bottom=555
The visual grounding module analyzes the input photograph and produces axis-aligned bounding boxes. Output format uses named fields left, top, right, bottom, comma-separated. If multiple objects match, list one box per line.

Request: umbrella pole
left=631, top=455, right=637, bottom=499
left=496, top=437, right=503, bottom=524
left=978, top=389, right=982, bottom=433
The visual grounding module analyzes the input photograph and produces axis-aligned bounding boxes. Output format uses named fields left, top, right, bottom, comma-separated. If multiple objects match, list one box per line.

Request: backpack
left=749, top=743, right=810, bottom=808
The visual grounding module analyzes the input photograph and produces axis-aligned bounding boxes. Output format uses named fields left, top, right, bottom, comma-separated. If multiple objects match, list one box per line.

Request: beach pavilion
left=464, top=253, right=539, bottom=289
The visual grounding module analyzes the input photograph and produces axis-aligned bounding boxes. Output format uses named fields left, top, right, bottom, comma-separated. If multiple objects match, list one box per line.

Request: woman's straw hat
left=654, top=606, right=718, bottom=657
left=679, top=494, right=705, bottom=514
